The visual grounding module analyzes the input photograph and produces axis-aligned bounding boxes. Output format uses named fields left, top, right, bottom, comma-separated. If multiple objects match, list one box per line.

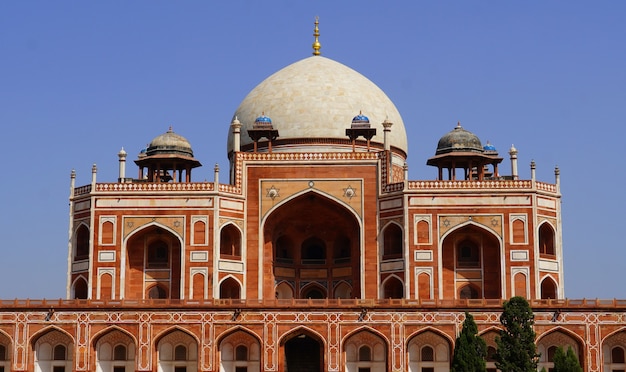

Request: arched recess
left=219, top=276, right=242, bottom=299
left=511, top=217, right=526, bottom=244
left=275, top=281, right=295, bottom=299
left=31, top=327, right=75, bottom=372
left=263, top=191, right=362, bottom=299
left=71, top=275, right=88, bottom=300
left=514, top=271, right=528, bottom=298
left=279, top=327, right=325, bottom=372
left=540, top=275, right=558, bottom=299
left=301, top=282, right=327, bottom=299
left=479, top=328, right=501, bottom=372
left=155, top=328, right=198, bottom=372
left=440, top=222, right=503, bottom=299
left=536, top=328, right=585, bottom=372
left=93, top=327, right=136, bottom=372
left=602, top=329, right=626, bottom=372
left=381, top=275, right=404, bottom=299
left=220, top=223, right=242, bottom=259
left=407, top=328, right=453, bottom=372
left=381, top=222, right=403, bottom=260
left=458, top=283, right=480, bottom=299
left=101, top=220, right=115, bottom=245
left=191, top=271, right=206, bottom=300
left=417, top=271, right=432, bottom=300
left=218, top=328, right=262, bottom=372
left=343, top=328, right=388, bottom=372
left=123, top=224, right=183, bottom=300
left=538, top=222, right=556, bottom=256
left=416, top=219, right=430, bottom=245
left=334, top=281, right=352, bottom=299
left=75, top=223, right=90, bottom=260
left=0, top=330, right=12, bottom=371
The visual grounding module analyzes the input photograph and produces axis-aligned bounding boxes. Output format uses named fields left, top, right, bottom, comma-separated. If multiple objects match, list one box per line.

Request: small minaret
left=214, top=163, right=220, bottom=189
left=69, top=169, right=76, bottom=198
left=312, top=16, right=321, bottom=56
left=509, top=144, right=518, bottom=180
left=530, top=160, right=536, bottom=182
left=91, top=164, right=97, bottom=187
left=555, top=166, right=560, bottom=193
left=403, top=162, right=409, bottom=190
left=118, top=147, right=127, bottom=182
left=382, top=118, right=393, bottom=151
left=231, top=117, right=242, bottom=153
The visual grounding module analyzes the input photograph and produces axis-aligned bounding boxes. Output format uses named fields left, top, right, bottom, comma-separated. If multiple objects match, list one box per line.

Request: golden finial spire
left=312, top=16, right=321, bottom=56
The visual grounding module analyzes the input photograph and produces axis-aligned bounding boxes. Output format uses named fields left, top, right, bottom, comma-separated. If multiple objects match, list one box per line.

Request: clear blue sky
left=1, top=1, right=624, bottom=299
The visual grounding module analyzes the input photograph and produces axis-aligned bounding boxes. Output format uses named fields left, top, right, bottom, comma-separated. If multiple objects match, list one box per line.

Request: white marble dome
left=228, top=56, right=408, bottom=156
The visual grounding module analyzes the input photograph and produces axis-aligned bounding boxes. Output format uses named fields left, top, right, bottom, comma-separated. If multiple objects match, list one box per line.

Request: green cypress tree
left=553, top=346, right=583, bottom=372
left=495, top=296, right=540, bottom=372
left=451, top=312, right=487, bottom=372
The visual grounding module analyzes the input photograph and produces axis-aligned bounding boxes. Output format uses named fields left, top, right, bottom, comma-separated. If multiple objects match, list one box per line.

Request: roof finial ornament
left=312, top=16, right=321, bottom=56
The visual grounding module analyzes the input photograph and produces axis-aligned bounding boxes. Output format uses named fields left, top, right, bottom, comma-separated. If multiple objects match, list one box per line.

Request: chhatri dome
left=227, top=19, right=408, bottom=158
left=147, top=126, right=195, bottom=158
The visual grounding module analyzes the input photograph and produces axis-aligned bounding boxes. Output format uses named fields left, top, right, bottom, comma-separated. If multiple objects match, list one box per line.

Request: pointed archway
left=125, top=225, right=182, bottom=300
left=441, top=223, right=502, bottom=299
left=264, top=191, right=361, bottom=299
left=281, top=330, right=323, bottom=372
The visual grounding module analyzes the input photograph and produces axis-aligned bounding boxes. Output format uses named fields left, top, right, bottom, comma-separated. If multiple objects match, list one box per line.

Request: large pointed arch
left=406, top=328, right=453, bottom=372
left=0, top=329, right=12, bottom=371
left=217, top=327, right=263, bottom=372
left=601, top=328, right=626, bottom=372
left=439, top=221, right=505, bottom=299
left=536, top=327, right=585, bottom=371
left=154, top=326, right=200, bottom=372
left=261, top=190, right=363, bottom=299
left=92, top=326, right=137, bottom=372
left=279, top=326, right=326, bottom=372
left=342, top=327, right=389, bottom=372
left=30, top=326, right=75, bottom=372
left=121, top=222, right=184, bottom=300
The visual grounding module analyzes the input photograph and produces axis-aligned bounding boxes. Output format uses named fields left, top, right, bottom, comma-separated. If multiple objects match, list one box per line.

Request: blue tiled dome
left=483, top=142, right=497, bottom=152
left=352, top=113, right=370, bottom=124
left=255, top=114, right=272, bottom=124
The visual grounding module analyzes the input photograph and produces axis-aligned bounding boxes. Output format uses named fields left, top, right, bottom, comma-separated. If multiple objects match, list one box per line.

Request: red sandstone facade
left=0, top=35, right=624, bottom=372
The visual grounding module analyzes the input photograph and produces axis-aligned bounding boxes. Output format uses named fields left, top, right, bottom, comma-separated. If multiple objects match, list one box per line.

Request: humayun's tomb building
left=1, top=20, right=625, bottom=372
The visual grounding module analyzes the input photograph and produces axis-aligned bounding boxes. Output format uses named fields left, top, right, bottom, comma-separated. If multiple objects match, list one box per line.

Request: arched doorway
left=265, top=192, right=361, bottom=299
left=124, top=225, right=182, bottom=300
left=282, top=331, right=323, bottom=372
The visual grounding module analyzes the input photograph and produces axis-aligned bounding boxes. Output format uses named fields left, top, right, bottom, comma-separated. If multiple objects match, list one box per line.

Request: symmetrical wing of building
left=1, top=20, right=625, bottom=372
